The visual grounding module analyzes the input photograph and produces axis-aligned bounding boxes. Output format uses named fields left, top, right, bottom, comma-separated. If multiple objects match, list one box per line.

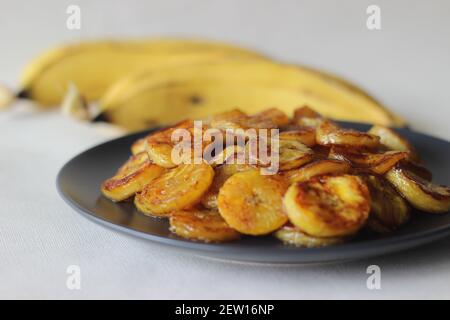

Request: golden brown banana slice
left=369, top=125, right=419, bottom=160
left=278, top=140, right=314, bottom=170
left=284, top=175, right=370, bottom=237
left=311, top=145, right=331, bottom=159
left=131, top=138, right=147, bottom=155
left=146, top=120, right=212, bottom=168
left=251, top=108, right=290, bottom=127
left=363, top=175, right=410, bottom=233
left=274, top=225, right=347, bottom=247
left=101, top=153, right=165, bottom=201
left=386, top=166, right=450, bottom=213
left=399, top=160, right=432, bottom=181
left=205, top=108, right=247, bottom=124
left=135, top=163, right=214, bottom=216
left=279, top=128, right=316, bottom=147
left=201, top=163, right=256, bottom=209
left=292, top=106, right=323, bottom=127
left=316, top=121, right=380, bottom=149
left=245, top=137, right=313, bottom=170
left=283, top=159, right=350, bottom=183
left=144, top=120, right=194, bottom=168
left=146, top=142, right=177, bottom=168
left=207, top=145, right=246, bottom=167
left=329, top=147, right=409, bottom=175
left=218, top=170, right=288, bottom=235
left=169, top=209, right=240, bottom=242
left=210, top=108, right=285, bottom=132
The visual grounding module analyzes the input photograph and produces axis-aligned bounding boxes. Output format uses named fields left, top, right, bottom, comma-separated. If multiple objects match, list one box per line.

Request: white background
left=1, top=0, right=450, bottom=299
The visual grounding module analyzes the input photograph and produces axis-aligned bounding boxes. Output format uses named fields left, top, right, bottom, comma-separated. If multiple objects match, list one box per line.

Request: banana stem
left=0, top=83, right=15, bottom=110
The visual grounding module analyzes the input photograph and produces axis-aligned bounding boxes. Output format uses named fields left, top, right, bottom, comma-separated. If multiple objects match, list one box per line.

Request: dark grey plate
left=56, top=122, right=450, bottom=264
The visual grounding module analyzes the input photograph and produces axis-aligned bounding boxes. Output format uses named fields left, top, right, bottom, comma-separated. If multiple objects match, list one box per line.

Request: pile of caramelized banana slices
left=101, top=107, right=450, bottom=247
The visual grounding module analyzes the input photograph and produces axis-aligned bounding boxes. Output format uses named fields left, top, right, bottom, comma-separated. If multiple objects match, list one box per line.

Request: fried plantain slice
left=101, top=152, right=165, bottom=202
left=399, top=160, right=432, bottom=181
left=251, top=108, right=290, bottom=127
left=368, top=125, right=419, bottom=161
left=201, top=163, right=256, bottom=209
left=386, top=166, right=450, bottom=213
left=279, top=128, right=316, bottom=147
left=284, top=175, right=370, bottom=237
left=292, top=106, right=323, bottom=127
left=207, top=144, right=246, bottom=167
left=131, top=137, right=147, bottom=155
left=169, top=209, right=240, bottom=242
left=218, top=170, right=288, bottom=235
left=145, top=120, right=212, bottom=168
left=283, top=159, right=350, bottom=183
left=329, top=147, right=409, bottom=175
left=316, top=121, right=380, bottom=149
left=363, top=175, right=410, bottom=233
left=205, top=108, right=247, bottom=124
left=245, top=136, right=313, bottom=170
left=210, top=108, right=287, bottom=132
left=278, top=140, right=314, bottom=170
left=274, top=225, right=348, bottom=247
left=144, top=120, right=195, bottom=168
left=135, top=163, right=214, bottom=216
left=146, top=142, right=177, bottom=168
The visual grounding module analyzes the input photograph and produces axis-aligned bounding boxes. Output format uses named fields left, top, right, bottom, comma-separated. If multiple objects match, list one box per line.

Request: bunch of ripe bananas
left=1, top=38, right=405, bottom=130
left=101, top=107, right=450, bottom=246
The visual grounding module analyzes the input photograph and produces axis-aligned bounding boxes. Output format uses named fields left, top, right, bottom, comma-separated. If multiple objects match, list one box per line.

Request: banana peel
left=14, top=38, right=405, bottom=129
left=18, top=39, right=266, bottom=106
left=96, top=60, right=404, bottom=130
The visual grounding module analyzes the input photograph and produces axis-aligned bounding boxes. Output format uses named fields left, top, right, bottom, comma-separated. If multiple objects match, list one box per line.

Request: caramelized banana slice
left=284, top=175, right=370, bottom=237
left=207, top=145, right=246, bottom=167
left=246, top=137, right=313, bottom=170
left=316, top=121, right=380, bottom=149
left=279, top=128, right=316, bottom=147
left=205, top=109, right=247, bottom=124
left=210, top=108, right=285, bottom=132
left=369, top=125, right=419, bottom=160
left=145, top=120, right=194, bottom=168
left=131, top=138, right=147, bottom=155
left=283, top=159, right=350, bottom=183
left=386, top=166, right=450, bottom=213
left=147, top=142, right=177, bottom=168
left=293, top=106, right=323, bottom=127
left=146, top=120, right=211, bottom=168
left=275, top=225, right=347, bottom=247
left=218, top=170, right=288, bottom=235
left=101, top=153, right=165, bottom=201
left=399, top=160, right=432, bottom=181
left=201, top=163, right=256, bottom=209
left=251, top=108, right=290, bottom=127
left=169, top=209, right=240, bottom=242
left=329, top=147, right=408, bottom=175
left=135, top=163, right=214, bottom=216
left=363, top=175, right=410, bottom=233
left=278, top=140, right=314, bottom=170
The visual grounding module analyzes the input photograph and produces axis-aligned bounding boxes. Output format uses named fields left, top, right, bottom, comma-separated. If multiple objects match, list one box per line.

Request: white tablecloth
left=1, top=0, right=450, bottom=299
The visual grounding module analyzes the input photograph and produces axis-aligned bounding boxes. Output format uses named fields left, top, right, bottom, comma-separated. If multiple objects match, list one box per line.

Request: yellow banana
left=18, top=39, right=265, bottom=106
left=17, top=38, right=405, bottom=129
left=97, top=60, right=404, bottom=130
